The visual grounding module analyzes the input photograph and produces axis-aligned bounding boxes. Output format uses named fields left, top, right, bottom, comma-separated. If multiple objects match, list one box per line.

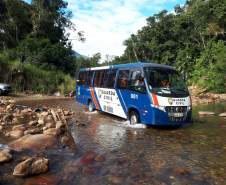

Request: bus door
left=76, top=71, right=93, bottom=105
left=117, top=69, right=150, bottom=120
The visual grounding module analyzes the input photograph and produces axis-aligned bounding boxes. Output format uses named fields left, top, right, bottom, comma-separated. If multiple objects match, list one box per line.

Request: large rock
left=13, top=157, right=49, bottom=177
left=0, top=149, right=12, bottom=163
left=9, top=134, right=57, bottom=151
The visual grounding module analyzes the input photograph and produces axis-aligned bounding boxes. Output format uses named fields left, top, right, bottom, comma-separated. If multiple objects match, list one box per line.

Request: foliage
left=107, top=0, right=226, bottom=93
left=192, top=40, right=226, bottom=93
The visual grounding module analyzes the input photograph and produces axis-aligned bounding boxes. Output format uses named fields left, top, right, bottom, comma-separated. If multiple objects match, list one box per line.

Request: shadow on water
left=1, top=98, right=226, bottom=185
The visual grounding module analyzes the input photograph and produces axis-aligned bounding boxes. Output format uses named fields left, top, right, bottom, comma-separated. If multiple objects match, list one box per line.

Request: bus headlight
left=188, top=106, right=192, bottom=111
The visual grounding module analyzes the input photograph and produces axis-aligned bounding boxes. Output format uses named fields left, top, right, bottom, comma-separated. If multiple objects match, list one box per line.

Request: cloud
left=67, top=0, right=184, bottom=59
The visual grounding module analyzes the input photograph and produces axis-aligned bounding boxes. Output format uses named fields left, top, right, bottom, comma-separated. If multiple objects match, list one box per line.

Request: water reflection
left=6, top=99, right=226, bottom=185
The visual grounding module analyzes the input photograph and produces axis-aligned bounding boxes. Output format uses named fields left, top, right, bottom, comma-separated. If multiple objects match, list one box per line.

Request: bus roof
left=80, top=62, right=175, bottom=71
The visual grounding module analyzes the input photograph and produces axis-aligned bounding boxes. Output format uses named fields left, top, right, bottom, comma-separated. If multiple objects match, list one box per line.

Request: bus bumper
left=142, top=108, right=192, bottom=126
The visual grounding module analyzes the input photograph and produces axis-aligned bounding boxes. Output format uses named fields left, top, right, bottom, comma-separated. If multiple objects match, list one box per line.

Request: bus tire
left=88, top=100, right=94, bottom=112
left=129, top=110, right=139, bottom=125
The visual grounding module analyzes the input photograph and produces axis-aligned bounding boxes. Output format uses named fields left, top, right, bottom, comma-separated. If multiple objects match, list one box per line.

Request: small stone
left=198, top=111, right=215, bottom=116
left=0, top=149, right=12, bottom=163
left=0, top=125, right=3, bottom=131
left=43, top=128, right=58, bottom=136
left=38, top=119, right=44, bottom=126
left=219, top=112, right=226, bottom=117
left=45, top=122, right=55, bottom=129
left=108, top=175, right=123, bottom=184
left=28, top=120, right=38, bottom=126
left=13, top=157, right=49, bottom=177
left=94, top=154, right=105, bottom=162
left=174, top=167, right=190, bottom=175
left=41, top=112, right=49, bottom=117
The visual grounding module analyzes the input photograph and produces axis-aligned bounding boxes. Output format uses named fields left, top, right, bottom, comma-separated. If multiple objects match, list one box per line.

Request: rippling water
left=1, top=98, right=226, bottom=185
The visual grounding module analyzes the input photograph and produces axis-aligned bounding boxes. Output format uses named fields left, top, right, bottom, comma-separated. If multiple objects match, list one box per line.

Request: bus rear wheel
left=88, top=100, right=94, bottom=112
left=129, top=110, right=139, bottom=125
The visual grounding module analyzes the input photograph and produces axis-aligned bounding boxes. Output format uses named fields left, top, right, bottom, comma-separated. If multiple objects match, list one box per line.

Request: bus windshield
left=144, top=67, right=189, bottom=96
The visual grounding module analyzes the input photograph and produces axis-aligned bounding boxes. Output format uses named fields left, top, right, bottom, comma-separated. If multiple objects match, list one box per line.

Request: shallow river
left=1, top=98, right=226, bottom=185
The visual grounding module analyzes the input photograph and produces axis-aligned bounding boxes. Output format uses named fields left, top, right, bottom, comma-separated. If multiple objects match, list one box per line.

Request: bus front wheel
left=129, top=110, right=139, bottom=125
left=88, top=100, right=94, bottom=112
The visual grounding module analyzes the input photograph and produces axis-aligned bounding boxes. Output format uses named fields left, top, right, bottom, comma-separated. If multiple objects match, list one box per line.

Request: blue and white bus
left=76, top=62, right=192, bottom=125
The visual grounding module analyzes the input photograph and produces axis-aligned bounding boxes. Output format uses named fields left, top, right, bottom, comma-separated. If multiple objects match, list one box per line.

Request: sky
left=24, top=0, right=186, bottom=59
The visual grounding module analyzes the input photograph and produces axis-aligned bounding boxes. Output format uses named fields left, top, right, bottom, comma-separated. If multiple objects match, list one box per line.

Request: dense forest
left=0, top=0, right=225, bottom=94
left=109, top=0, right=226, bottom=93
left=0, top=0, right=98, bottom=94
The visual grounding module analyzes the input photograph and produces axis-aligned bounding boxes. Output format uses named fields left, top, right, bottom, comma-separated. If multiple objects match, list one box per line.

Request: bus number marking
left=131, top=94, right=138, bottom=100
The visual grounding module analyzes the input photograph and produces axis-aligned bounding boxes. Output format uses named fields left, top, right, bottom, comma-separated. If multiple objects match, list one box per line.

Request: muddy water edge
left=1, top=98, right=226, bottom=185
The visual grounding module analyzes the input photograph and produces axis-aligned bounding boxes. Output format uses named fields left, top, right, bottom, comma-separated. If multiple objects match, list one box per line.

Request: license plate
left=168, top=113, right=184, bottom=117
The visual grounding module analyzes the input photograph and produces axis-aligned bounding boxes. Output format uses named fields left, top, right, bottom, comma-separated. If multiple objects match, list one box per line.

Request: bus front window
left=144, top=67, right=189, bottom=96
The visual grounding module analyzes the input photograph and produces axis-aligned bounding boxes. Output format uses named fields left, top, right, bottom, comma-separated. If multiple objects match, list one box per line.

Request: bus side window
left=129, top=70, right=146, bottom=93
left=86, top=71, right=93, bottom=86
left=105, top=69, right=117, bottom=88
left=94, top=71, right=100, bottom=87
left=117, top=70, right=130, bottom=89
left=94, top=70, right=105, bottom=87
left=78, top=71, right=86, bottom=85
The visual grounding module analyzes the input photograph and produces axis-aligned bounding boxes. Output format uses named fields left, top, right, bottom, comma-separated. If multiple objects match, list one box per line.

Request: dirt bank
left=189, top=86, right=226, bottom=106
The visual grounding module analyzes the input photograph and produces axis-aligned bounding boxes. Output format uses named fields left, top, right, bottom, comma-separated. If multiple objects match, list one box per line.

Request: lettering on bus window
left=129, top=70, right=146, bottom=93
left=117, top=70, right=130, bottom=89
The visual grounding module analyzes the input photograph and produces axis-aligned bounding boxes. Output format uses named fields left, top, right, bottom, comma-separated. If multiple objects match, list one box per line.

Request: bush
left=0, top=51, right=75, bottom=94
left=192, top=40, right=226, bottom=93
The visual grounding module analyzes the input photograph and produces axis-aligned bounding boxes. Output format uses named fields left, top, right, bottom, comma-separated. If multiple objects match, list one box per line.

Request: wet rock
left=198, top=111, right=215, bottom=116
left=108, top=175, right=123, bottom=184
left=0, top=149, right=12, bottom=163
left=219, top=112, right=226, bottom=117
left=13, top=157, right=49, bottom=177
left=10, top=134, right=57, bottom=151
left=6, top=130, right=24, bottom=139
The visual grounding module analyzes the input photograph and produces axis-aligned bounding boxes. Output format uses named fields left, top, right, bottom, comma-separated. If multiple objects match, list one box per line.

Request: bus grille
left=165, top=106, right=187, bottom=122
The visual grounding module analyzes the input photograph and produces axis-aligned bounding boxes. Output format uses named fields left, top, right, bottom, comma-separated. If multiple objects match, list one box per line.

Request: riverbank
left=189, top=86, right=226, bottom=106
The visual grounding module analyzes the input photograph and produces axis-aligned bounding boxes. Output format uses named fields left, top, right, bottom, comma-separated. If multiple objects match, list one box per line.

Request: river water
left=1, top=98, right=226, bottom=185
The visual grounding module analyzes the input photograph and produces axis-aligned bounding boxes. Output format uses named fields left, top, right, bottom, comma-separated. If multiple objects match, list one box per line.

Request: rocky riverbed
left=0, top=96, right=226, bottom=185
